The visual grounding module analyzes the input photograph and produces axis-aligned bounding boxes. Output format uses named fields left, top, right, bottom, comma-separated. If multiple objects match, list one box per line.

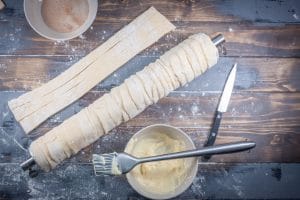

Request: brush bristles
left=92, top=153, right=118, bottom=175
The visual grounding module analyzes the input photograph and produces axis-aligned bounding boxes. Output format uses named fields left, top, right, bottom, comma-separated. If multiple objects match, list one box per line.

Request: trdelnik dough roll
left=29, top=33, right=219, bottom=171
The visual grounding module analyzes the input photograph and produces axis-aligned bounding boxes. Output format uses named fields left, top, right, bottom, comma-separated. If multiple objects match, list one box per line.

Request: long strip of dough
left=8, top=7, right=175, bottom=134
left=29, top=33, right=219, bottom=172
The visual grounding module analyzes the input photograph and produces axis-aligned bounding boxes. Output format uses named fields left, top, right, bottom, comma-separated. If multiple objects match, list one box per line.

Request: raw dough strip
left=29, top=33, right=219, bottom=171
left=8, top=7, right=175, bottom=134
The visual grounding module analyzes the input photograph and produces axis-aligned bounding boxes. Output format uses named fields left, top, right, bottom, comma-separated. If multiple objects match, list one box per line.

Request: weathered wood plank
left=1, top=91, right=300, bottom=163
left=0, top=163, right=300, bottom=200
left=3, top=91, right=300, bottom=136
left=0, top=0, right=300, bottom=57
left=1, top=56, right=300, bottom=92
left=1, top=0, right=300, bottom=23
left=1, top=20, right=299, bottom=57
left=95, top=0, right=300, bottom=23
left=1, top=0, right=299, bottom=199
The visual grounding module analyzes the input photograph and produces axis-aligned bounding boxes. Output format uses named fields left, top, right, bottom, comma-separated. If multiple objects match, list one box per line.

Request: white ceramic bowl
left=24, top=0, right=98, bottom=41
left=125, top=124, right=198, bottom=200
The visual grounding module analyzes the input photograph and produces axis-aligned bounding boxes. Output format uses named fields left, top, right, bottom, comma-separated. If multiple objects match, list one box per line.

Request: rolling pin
left=21, top=34, right=225, bottom=177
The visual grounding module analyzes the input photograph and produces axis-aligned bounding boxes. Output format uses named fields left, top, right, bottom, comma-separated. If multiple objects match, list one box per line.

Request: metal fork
left=92, top=141, right=255, bottom=175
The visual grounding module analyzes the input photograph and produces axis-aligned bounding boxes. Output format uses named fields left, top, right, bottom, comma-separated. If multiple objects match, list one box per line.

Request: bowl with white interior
left=125, top=124, right=198, bottom=199
left=24, top=0, right=98, bottom=41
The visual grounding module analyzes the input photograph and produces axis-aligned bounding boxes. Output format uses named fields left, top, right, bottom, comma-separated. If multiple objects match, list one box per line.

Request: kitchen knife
left=203, top=63, right=237, bottom=159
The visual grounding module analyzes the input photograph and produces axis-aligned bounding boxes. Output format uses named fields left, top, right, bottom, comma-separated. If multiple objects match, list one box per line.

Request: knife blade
left=217, top=63, right=237, bottom=113
left=203, top=63, right=237, bottom=158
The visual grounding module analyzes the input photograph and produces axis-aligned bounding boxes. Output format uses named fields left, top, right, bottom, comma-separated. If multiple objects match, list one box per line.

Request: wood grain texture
left=1, top=56, right=300, bottom=92
left=0, top=0, right=300, bottom=199
left=0, top=0, right=299, bottom=57
left=0, top=21, right=299, bottom=57
left=1, top=90, right=300, bottom=163
left=0, top=163, right=300, bottom=200
left=1, top=0, right=299, bottom=23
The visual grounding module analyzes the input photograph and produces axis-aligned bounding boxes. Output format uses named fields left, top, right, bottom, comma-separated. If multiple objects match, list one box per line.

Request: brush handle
left=138, top=142, right=255, bottom=163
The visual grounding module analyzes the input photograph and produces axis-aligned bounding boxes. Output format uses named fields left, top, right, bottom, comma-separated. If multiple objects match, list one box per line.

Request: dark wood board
left=1, top=1, right=300, bottom=57
left=1, top=20, right=300, bottom=57
left=1, top=56, right=300, bottom=92
left=1, top=163, right=300, bottom=200
left=0, top=0, right=300, bottom=199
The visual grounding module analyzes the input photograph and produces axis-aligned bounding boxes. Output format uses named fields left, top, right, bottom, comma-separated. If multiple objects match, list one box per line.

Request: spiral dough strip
left=29, top=33, right=219, bottom=171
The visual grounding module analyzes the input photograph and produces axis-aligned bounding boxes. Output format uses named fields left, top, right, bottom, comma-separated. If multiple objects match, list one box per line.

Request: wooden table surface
left=1, top=0, right=300, bottom=199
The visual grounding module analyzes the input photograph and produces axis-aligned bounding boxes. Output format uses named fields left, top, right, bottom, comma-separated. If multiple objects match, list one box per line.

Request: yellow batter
left=126, top=132, right=193, bottom=194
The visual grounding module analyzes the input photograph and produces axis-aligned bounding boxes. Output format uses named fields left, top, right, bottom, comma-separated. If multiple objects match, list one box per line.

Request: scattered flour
left=177, top=106, right=182, bottom=112
left=101, top=191, right=108, bottom=196
left=191, top=104, right=199, bottom=115
left=191, top=175, right=206, bottom=197
left=79, top=34, right=86, bottom=39
left=230, top=107, right=238, bottom=117
left=2, top=111, right=8, bottom=118
left=233, top=185, right=244, bottom=197
left=50, top=115, right=61, bottom=123
left=293, top=13, right=299, bottom=20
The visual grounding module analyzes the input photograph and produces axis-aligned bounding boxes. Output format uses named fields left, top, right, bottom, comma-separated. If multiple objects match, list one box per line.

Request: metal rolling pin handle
left=20, top=157, right=38, bottom=178
left=20, top=34, right=225, bottom=176
left=212, top=34, right=225, bottom=46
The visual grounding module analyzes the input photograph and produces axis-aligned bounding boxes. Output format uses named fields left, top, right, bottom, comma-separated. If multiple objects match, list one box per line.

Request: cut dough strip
left=29, top=33, right=219, bottom=171
left=8, top=7, right=175, bottom=134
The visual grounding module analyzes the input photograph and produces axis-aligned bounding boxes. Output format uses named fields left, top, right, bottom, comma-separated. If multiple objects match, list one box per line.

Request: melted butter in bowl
left=125, top=124, right=198, bottom=199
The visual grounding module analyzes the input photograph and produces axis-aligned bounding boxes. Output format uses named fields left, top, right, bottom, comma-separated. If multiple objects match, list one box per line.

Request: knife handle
left=203, top=111, right=222, bottom=159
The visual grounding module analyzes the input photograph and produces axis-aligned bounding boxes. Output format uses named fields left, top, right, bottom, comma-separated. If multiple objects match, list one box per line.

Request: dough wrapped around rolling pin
left=29, top=33, right=219, bottom=171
